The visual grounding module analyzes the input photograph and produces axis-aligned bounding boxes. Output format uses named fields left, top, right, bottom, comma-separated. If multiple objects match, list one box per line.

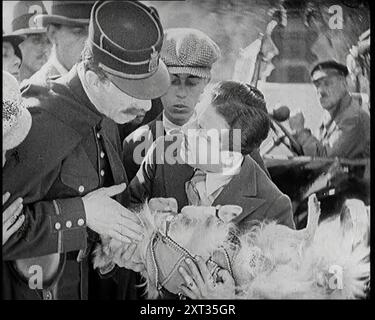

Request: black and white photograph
left=2, top=0, right=371, bottom=304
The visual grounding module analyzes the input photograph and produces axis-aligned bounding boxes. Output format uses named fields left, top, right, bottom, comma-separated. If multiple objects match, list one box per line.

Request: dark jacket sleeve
left=122, top=126, right=154, bottom=183
left=122, top=138, right=142, bottom=183
left=294, top=110, right=368, bottom=159
left=3, top=196, right=87, bottom=260
left=2, top=109, right=88, bottom=260
left=3, top=161, right=88, bottom=260
left=127, top=138, right=161, bottom=207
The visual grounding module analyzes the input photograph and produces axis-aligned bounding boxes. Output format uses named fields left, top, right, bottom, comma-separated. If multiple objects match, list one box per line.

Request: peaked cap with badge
left=87, top=0, right=170, bottom=100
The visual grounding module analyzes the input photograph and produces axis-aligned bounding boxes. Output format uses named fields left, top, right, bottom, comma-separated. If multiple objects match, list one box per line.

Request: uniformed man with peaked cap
left=289, top=60, right=370, bottom=160
left=3, top=31, right=24, bottom=81
left=3, top=0, right=169, bottom=300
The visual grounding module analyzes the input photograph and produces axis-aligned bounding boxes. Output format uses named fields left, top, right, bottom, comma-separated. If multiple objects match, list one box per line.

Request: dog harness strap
left=221, top=246, right=234, bottom=279
left=149, top=232, right=162, bottom=292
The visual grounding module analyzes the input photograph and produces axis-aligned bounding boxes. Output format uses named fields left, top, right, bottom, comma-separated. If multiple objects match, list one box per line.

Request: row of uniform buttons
left=52, top=129, right=105, bottom=233
left=76, top=136, right=106, bottom=194
left=54, top=218, right=85, bottom=231
left=96, top=131, right=106, bottom=179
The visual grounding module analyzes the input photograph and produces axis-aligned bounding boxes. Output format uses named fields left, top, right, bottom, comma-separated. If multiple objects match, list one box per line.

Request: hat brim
left=3, top=106, right=32, bottom=151
left=167, top=66, right=211, bottom=79
left=3, top=34, right=25, bottom=47
left=107, top=60, right=171, bottom=100
left=8, top=28, right=46, bottom=36
left=35, top=15, right=90, bottom=27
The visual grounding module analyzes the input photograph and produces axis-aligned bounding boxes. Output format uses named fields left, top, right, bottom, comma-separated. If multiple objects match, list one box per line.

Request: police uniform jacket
left=2, top=66, right=129, bottom=300
left=294, top=93, right=370, bottom=159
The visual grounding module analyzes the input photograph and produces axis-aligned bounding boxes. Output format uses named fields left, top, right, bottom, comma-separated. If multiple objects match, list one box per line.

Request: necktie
left=185, top=169, right=211, bottom=206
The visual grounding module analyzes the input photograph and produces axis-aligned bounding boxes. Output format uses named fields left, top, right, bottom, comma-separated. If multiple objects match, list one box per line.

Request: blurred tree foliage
left=149, top=0, right=370, bottom=82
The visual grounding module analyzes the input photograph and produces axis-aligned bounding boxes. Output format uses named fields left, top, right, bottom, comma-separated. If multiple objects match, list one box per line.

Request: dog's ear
left=218, top=205, right=243, bottom=223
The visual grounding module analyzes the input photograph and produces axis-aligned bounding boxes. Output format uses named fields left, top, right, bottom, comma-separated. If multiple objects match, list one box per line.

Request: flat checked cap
left=311, top=60, right=349, bottom=81
left=87, top=1, right=169, bottom=100
left=161, top=28, right=221, bottom=78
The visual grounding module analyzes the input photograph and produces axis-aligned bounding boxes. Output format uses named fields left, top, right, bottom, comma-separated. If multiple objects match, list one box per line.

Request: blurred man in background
left=8, top=1, right=51, bottom=83
left=3, top=31, right=24, bottom=81
left=25, top=1, right=95, bottom=87
left=289, top=60, right=370, bottom=160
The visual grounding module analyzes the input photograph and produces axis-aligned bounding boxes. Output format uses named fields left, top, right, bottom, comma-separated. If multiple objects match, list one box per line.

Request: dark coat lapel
left=164, top=162, right=194, bottom=210
left=163, top=138, right=195, bottom=210
left=213, top=156, right=266, bottom=224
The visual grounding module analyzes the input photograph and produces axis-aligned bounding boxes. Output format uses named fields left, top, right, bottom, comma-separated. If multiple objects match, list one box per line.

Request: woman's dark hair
left=211, top=81, right=270, bottom=155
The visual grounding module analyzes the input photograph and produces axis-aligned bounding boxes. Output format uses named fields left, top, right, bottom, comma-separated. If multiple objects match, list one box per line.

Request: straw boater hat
left=7, top=1, right=48, bottom=36
left=34, top=1, right=96, bottom=27
left=3, top=71, right=32, bottom=151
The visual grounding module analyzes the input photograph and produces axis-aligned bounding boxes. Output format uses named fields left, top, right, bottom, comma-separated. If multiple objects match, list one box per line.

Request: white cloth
left=195, top=153, right=243, bottom=204
left=163, top=112, right=183, bottom=134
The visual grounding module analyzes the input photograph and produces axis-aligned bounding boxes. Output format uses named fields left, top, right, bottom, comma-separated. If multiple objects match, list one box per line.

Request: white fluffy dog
left=93, top=195, right=370, bottom=299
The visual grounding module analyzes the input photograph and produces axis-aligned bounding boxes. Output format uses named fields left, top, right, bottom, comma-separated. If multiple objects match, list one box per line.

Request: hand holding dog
left=178, top=255, right=236, bottom=299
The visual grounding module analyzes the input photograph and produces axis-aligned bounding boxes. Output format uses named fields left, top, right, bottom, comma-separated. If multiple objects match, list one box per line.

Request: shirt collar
left=163, top=112, right=183, bottom=134
left=205, top=153, right=244, bottom=197
left=49, top=46, right=69, bottom=76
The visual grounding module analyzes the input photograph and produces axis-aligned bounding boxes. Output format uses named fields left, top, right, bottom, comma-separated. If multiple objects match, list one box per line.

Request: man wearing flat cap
left=23, top=1, right=95, bottom=88
left=289, top=60, right=370, bottom=160
left=7, top=1, right=51, bottom=83
left=3, top=1, right=170, bottom=300
left=123, top=28, right=269, bottom=181
left=122, top=28, right=220, bottom=181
